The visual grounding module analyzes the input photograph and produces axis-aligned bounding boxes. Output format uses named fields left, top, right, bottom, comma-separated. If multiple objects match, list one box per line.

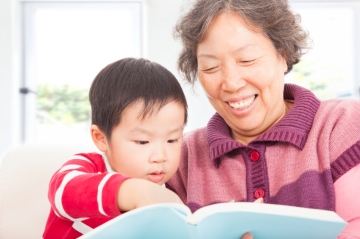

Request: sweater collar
left=206, top=84, right=320, bottom=160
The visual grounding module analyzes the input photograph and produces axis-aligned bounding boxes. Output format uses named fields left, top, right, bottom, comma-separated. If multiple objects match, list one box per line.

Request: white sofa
left=0, top=143, right=98, bottom=239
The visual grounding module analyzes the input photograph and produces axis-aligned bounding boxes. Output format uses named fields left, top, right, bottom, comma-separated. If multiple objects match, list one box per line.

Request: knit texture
left=167, top=84, right=360, bottom=214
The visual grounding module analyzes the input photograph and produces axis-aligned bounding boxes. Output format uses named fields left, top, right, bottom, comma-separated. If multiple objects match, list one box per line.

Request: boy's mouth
left=147, top=171, right=164, bottom=183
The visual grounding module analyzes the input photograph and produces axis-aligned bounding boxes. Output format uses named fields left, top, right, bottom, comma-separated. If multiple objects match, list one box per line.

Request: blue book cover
left=79, top=202, right=347, bottom=239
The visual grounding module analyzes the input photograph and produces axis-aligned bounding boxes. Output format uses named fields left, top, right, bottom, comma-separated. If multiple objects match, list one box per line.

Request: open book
left=79, top=202, right=347, bottom=239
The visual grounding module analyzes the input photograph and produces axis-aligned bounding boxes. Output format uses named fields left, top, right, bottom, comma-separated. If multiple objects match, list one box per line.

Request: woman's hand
left=117, top=178, right=183, bottom=212
left=242, top=232, right=253, bottom=239
left=253, top=198, right=264, bottom=203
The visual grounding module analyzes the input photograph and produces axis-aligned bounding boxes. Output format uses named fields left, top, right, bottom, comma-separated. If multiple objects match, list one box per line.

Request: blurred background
left=1, top=0, right=360, bottom=162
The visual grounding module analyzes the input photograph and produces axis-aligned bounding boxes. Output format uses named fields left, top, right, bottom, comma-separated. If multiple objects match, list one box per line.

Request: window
left=22, top=1, right=142, bottom=143
left=287, top=1, right=360, bottom=99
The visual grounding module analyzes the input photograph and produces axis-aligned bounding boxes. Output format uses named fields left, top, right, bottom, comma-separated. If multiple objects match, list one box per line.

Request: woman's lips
left=147, top=172, right=164, bottom=183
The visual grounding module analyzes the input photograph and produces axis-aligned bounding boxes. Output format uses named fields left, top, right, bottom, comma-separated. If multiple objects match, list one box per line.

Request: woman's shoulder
left=320, top=98, right=360, bottom=107
left=183, top=127, right=207, bottom=139
left=314, top=99, right=360, bottom=130
left=182, top=127, right=208, bottom=148
left=314, top=99, right=360, bottom=152
left=181, top=127, right=212, bottom=162
left=318, top=99, right=360, bottom=118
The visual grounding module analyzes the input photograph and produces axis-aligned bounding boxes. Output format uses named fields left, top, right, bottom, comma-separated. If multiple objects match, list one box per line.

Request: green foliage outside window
left=291, top=58, right=343, bottom=100
left=35, top=60, right=346, bottom=127
left=36, top=83, right=91, bottom=125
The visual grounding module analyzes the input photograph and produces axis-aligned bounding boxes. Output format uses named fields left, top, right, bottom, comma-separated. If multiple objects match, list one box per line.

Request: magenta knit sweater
left=167, top=84, right=360, bottom=238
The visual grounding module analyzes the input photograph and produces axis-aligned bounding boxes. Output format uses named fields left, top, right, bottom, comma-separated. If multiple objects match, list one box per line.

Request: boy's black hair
left=89, top=57, right=188, bottom=139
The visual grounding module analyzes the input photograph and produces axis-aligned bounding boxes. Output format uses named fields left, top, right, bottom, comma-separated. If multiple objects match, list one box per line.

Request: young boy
left=42, top=58, right=188, bottom=239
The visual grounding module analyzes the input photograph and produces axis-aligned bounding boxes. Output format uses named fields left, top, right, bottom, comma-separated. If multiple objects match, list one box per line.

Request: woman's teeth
left=229, top=96, right=255, bottom=109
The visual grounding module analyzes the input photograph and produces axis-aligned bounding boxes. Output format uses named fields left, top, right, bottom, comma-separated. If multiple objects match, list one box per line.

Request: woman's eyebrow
left=197, top=53, right=218, bottom=59
left=231, top=44, right=256, bottom=54
left=198, top=44, right=257, bottom=59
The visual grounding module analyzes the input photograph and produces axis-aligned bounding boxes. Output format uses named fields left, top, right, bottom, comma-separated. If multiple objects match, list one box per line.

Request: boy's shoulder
left=75, top=152, right=103, bottom=160
left=66, top=152, right=107, bottom=172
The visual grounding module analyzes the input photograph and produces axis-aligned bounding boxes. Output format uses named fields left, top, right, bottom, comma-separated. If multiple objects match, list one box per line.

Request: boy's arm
left=117, top=178, right=183, bottom=212
left=48, top=154, right=127, bottom=220
left=48, top=153, right=183, bottom=221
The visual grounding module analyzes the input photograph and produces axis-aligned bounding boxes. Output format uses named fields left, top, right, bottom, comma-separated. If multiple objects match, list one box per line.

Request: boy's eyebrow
left=130, top=126, right=184, bottom=134
left=130, top=128, right=152, bottom=134
left=168, top=126, right=185, bottom=133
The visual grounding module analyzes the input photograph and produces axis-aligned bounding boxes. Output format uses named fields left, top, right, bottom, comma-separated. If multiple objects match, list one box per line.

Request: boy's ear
left=90, top=125, right=109, bottom=152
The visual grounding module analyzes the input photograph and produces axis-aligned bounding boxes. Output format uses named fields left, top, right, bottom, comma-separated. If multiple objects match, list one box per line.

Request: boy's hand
left=117, top=178, right=183, bottom=212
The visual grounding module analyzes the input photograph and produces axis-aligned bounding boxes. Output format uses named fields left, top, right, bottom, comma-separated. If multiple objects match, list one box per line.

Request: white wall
left=143, top=0, right=215, bottom=133
left=2, top=0, right=360, bottom=162
left=0, top=0, right=21, bottom=160
left=0, top=0, right=214, bottom=161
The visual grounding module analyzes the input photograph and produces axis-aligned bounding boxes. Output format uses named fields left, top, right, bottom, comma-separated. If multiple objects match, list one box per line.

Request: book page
left=80, top=203, right=192, bottom=239
left=188, top=202, right=346, bottom=239
left=190, top=202, right=345, bottom=224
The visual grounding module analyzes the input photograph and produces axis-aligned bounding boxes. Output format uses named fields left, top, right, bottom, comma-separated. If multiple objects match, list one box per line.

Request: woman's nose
left=221, top=65, right=246, bottom=92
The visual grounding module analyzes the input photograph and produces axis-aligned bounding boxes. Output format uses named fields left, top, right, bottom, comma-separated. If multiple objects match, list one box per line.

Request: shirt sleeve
left=48, top=153, right=129, bottom=221
left=335, top=163, right=360, bottom=239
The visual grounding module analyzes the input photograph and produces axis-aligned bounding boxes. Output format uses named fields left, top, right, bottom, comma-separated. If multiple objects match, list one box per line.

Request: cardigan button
left=250, top=150, right=260, bottom=162
left=254, top=189, right=265, bottom=199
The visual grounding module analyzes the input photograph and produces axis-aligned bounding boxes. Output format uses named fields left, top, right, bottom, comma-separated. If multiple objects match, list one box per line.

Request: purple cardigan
left=167, top=84, right=360, bottom=215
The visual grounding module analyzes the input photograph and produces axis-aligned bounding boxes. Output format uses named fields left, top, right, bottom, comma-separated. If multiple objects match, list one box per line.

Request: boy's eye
left=167, top=139, right=178, bottom=143
left=135, top=141, right=149, bottom=145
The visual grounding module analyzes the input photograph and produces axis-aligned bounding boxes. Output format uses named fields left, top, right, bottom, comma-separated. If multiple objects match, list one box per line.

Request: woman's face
left=197, top=11, right=289, bottom=144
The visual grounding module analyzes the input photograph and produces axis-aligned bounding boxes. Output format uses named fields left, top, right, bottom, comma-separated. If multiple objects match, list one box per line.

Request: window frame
left=20, top=0, right=144, bottom=143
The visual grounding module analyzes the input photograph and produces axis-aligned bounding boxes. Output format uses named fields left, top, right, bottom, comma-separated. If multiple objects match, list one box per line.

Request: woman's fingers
left=241, top=232, right=253, bottom=239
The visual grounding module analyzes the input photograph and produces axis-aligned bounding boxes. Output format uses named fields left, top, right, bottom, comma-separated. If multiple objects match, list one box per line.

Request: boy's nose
left=149, top=148, right=167, bottom=163
left=149, top=156, right=167, bottom=163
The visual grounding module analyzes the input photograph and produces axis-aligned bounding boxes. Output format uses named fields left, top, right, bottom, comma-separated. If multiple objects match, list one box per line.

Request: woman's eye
left=167, top=139, right=178, bottom=143
left=203, top=67, right=218, bottom=72
left=135, top=141, right=149, bottom=145
left=240, top=59, right=255, bottom=64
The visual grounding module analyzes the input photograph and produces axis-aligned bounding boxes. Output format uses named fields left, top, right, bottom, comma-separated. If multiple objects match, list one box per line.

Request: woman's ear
left=90, top=125, right=109, bottom=152
left=279, top=50, right=288, bottom=73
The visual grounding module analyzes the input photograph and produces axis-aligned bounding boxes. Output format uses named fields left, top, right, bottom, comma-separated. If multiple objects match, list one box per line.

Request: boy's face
left=103, top=101, right=184, bottom=185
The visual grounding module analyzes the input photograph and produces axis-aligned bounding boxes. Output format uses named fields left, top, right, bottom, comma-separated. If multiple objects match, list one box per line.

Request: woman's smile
left=227, top=95, right=256, bottom=110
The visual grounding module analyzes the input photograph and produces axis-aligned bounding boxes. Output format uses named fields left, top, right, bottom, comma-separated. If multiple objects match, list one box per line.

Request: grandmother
left=166, top=0, right=360, bottom=237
